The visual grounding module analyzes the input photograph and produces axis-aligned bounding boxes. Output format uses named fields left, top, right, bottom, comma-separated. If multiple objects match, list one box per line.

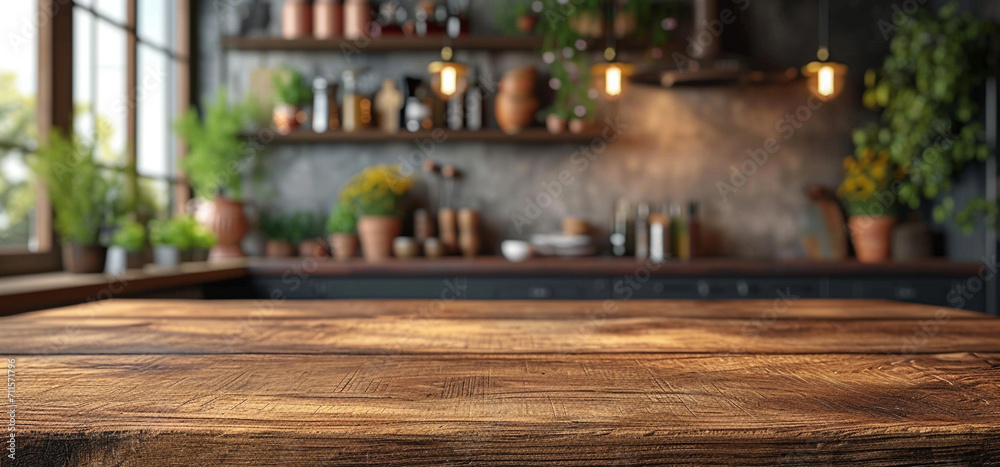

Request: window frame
left=0, top=0, right=191, bottom=277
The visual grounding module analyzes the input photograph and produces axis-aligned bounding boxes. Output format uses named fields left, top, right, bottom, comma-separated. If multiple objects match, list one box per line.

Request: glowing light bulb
left=606, top=65, right=623, bottom=98
left=441, top=65, right=458, bottom=97
left=591, top=62, right=634, bottom=100
left=818, top=64, right=835, bottom=97
left=801, top=60, right=846, bottom=101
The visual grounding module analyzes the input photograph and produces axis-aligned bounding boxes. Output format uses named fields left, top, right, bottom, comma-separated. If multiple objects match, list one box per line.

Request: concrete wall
left=198, top=0, right=997, bottom=258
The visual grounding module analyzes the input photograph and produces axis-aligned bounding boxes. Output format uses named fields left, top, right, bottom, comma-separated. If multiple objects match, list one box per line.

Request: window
left=0, top=0, right=189, bottom=275
left=74, top=0, right=189, bottom=220
left=0, top=0, right=39, bottom=251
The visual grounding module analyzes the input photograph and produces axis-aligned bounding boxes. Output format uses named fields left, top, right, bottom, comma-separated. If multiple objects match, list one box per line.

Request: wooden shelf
left=221, top=35, right=543, bottom=52
left=252, top=128, right=604, bottom=144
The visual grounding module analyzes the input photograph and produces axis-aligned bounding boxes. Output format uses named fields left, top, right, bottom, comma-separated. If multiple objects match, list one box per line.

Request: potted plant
left=339, top=165, right=413, bottom=261
left=105, top=219, right=146, bottom=275
left=543, top=107, right=569, bottom=135
left=150, top=217, right=194, bottom=268
left=174, top=88, right=259, bottom=260
left=327, top=201, right=359, bottom=260
left=860, top=2, right=997, bottom=233
left=189, top=222, right=218, bottom=262
left=292, top=211, right=329, bottom=258
left=838, top=134, right=903, bottom=263
left=30, top=131, right=112, bottom=273
left=272, top=69, right=313, bottom=135
left=260, top=213, right=296, bottom=258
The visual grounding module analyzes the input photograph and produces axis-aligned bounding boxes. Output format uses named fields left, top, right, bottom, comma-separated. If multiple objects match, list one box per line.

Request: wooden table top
left=2, top=299, right=998, bottom=465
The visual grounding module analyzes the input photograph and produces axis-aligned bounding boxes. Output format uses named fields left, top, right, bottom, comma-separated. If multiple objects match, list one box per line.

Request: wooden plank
left=252, top=128, right=607, bottom=144
left=2, top=311, right=996, bottom=355
left=220, top=35, right=544, bottom=52
left=9, top=299, right=987, bottom=321
left=10, top=353, right=1000, bottom=465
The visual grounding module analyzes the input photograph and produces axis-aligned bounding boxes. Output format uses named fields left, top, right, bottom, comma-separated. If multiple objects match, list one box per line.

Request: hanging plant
left=860, top=1, right=997, bottom=232
left=502, top=0, right=676, bottom=123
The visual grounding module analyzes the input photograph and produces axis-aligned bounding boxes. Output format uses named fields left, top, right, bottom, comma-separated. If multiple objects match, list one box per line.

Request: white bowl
left=501, top=240, right=533, bottom=262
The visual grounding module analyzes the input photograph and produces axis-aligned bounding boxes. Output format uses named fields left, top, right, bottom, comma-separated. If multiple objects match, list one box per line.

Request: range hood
left=631, top=0, right=798, bottom=88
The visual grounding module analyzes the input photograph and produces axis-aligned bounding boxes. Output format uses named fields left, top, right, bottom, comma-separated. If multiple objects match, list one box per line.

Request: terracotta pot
left=357, top=216, right=402, bottom=262
left=314, top=0, right=343, bottom=39
left=329, top=233, right=359, bottom=260
left=568, top=118, right=588, bottom=134
left=61, top=244, right=106, bottom=274
left=273, top=103, right=304, bottom=135
left=848, top=216, right=895, bottom=263
left=546, top=114, right=567, bottom=134
left=517, top=14, right=537, bottom=33
left=299, top=238, right=330, bottom=258
left=343, top=0, right=371, bottom=40
left=282, top=0, right=313, bottom=39
left=569, top=11, right=603, bottom=37
left=499, top=67, right=537, bottom=96
left=495, top=95, right=539, bottom=134
left=265, top=240, right=295, bottom=258
left=197, top=196, right=249, bottom=261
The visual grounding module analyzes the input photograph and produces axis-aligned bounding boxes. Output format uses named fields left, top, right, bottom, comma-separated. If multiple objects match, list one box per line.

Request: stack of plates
left=530, top=234, right=597, bottom=257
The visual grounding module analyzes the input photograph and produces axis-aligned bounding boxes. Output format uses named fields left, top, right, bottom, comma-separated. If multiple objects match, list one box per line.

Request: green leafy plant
left=521, top=0, right=676, bottom=121
left=174, top=88, right=259, bottom=200
left=191, top=224, right=218, bottom=250
left=326, top=201, right=357, bottom=234
left=860, top=1, right=997, bottom=232
left=29, top=131, right=112, bottom=246
left=272, top=69, right=313, bottom=106
left=110, top=219, right=146, bottom=251
left=149, top=216, right=204, bottom=249
left=339, top=165, right=414, bottom=216
left=289, top=211, right=326, bottom=244
left=260, top=213, right=294, bottom=244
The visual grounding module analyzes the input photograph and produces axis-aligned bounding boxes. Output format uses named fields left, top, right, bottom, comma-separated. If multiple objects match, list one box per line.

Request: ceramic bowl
left=501, top=240, right=533, bottom=262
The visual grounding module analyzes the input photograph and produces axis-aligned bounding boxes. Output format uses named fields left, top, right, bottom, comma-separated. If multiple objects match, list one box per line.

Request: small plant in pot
left=29, top=130, right=113, bottom=273
left=327, top=201, right=359, bottom=261
left=291, top=211, right=329, bottom=258
left=837, top=139, right=903, bottom=263
left=188, top=220, right=217, bottom=262
left=860, top=2, right=998, bottom=233
left=174, top=88, right=259, bottom=260
left=105, top=219, right=146, bottom=275
left=543, top=107, right=570, bottom=135
left=272, top=69, right=313, bottom=135
left=149, top=217, right=194, bottom=268
left=339, top=165, right=413, bottom=262
left=260, top=213, right=296, bottom=258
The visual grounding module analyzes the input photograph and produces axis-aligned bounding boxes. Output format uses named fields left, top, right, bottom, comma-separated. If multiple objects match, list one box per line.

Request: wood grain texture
left=10, top=298, right=985, bottom=321
left=2, top=299, right=999, bottom=465
left=9, top=353, right=1000, bottom=465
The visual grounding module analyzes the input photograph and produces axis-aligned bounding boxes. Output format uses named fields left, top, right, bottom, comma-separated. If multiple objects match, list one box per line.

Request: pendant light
left=428, top=46, right=469, bottom=100
left=429, top=18, right=469, bottom=101
left=591, top=1, right=634, bottom=100
left=802, top=0, right=847, bottom=101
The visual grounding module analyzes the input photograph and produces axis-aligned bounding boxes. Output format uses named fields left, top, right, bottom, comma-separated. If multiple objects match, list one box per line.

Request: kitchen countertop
left=0, top=257, right=985, bottom=316
left=247, top=256, right=985, bottom=276
left=2, top=298, right=998, bottom=464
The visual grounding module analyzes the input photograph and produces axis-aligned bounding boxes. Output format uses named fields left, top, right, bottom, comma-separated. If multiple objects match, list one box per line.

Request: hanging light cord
left=818, top=0, right=830, bottom=61
left=605, top=0, right=617, bottom=61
